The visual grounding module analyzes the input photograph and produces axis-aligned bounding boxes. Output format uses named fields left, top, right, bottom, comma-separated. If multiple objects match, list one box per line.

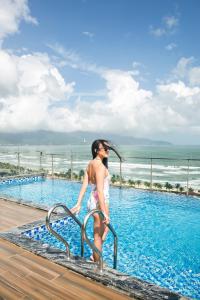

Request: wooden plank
left=0, top=239, right=25, bottom=257
left=0, top=198, right=46, bottom=231
left=0, top=271, right=75, bottom=300
left=0, top=256, right=31, bottom=278
left=0, top=271, right=57, bottom=300
left=10, top=254, right=60, bottom=280
left=22, top=251, right=67, bottom=275
left=26, top=272, right=83, bottom=300
left=0, top=277, right=25, bottom=300
left=54, top=271, right=131, bottom=300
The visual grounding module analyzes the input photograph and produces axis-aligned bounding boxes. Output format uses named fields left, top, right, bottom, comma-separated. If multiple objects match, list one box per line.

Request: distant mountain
left=0, top=130, right=171, bottom=146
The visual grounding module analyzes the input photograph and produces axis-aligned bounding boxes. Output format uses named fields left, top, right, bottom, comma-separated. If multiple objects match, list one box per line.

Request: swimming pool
left=0, top=178, right=199, bottom=298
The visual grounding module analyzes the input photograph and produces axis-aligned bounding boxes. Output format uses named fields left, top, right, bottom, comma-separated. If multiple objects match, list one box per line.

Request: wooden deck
left=0, top=199, right=133, bottom=299
left=0, top=199, right=46, bottom=232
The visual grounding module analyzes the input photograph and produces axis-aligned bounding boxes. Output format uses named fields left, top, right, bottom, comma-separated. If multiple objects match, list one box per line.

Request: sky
left=0, top=0, right=200, bottom=144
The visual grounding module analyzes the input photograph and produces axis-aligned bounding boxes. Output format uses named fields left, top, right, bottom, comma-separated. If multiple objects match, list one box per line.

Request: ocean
left=0, top=144, right=200, bottom=189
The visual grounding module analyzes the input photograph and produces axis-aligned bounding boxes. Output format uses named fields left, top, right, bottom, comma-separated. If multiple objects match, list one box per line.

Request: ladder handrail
left=46, top=203, right=84, bottom=260
left=83, top=209, right=118, bottom=272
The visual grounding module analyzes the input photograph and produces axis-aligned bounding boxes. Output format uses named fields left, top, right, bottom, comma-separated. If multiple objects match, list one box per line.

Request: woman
left=71, top=139, right=121, bottom=262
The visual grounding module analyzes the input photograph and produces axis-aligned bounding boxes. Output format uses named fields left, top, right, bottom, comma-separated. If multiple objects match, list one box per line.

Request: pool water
left=0, top=178, right=200, bottom=298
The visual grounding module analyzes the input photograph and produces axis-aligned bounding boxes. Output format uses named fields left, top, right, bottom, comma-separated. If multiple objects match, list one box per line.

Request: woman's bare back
left=87, top=160, right=108, bottom=184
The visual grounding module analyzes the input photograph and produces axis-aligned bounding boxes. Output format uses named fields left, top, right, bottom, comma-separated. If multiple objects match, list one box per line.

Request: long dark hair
left=91, top=139, right=122, bottom=169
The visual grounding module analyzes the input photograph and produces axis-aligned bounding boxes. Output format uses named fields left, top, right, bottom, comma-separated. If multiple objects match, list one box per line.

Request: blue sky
left=5, top=0, right=200, bottom=90
left=0, top=0, right=200, bottom=144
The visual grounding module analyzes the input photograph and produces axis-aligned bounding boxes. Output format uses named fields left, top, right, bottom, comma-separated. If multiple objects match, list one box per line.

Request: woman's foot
left=90, top=255, right=94, bottom=262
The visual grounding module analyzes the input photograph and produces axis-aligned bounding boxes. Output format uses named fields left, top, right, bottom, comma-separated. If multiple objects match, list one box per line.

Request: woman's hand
left=102, top=212, right=110, bottom=224
left=70, top=204, right=81, bottom=214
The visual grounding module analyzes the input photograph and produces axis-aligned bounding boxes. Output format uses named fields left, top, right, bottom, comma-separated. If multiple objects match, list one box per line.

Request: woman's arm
left=70, top=170, right=88, bottom=214
left=95, top=165, right=109, bottom=224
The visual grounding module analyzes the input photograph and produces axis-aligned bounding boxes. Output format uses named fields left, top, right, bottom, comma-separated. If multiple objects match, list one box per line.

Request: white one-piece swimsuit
left=87, top=175, right=110, bottom=211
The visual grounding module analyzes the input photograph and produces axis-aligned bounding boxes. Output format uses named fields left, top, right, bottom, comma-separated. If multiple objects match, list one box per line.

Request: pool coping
left=0, top=197, right=188, bottom=300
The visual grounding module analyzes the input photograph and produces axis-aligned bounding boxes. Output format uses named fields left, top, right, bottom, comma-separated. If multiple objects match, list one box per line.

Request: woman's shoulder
left=87, top=159, right=100, bottom=170
left=87, top=160, right=93, bottom=166
left=88, top=159, right=105, bottom=172
left=87, top=159, right=96, bottom=166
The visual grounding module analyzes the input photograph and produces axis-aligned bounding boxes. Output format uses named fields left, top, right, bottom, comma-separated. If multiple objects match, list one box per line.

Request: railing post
left=51, top=154, right=54, bottom=177
left=70, top=151, right=73, bottom=181
left=150, top=158, right=153, bottom=190
left=37, top=151, right=43, bottom=172
left=47, top=153, right=57, bottom=177
left=17, top=152, right=20, bottom=175
left=39, top=152, right=42, bottom=171
left=119, top=160, right=122, bottom=188
left=186, top=159, right=190, bottom=196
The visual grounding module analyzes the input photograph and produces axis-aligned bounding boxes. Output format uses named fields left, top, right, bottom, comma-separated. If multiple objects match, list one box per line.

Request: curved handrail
left=46, top=203, right=84, bottom=260
left=83, top=209, right=118, bottom=272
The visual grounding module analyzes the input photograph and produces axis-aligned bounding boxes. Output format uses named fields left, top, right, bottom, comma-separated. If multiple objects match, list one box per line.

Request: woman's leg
left=93, top=213, right=104, bottom=262
left=102, top=204, right=109, bottom=242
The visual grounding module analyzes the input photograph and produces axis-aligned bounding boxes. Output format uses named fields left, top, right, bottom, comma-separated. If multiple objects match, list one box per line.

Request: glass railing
left=0, top=150, right=200, bottom=195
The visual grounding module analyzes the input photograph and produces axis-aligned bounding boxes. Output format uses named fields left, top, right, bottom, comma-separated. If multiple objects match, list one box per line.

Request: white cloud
left=156, top=81, right=200, bottom=129
left=48, top=43, right=103, bottom=74
left=70, top=68, right=200, bottom=136
left=0, top=50, right=18, bottom=96
left=158, top=81, right=200, bottom=98
left=171, top=57, right=200, bottom=87
left=164, top=16, right=179, bottom=29
left=172, top=57, right=194, bottom=79
left=100, top=70, right=200, bottom=134
left=165, top=43, right=177, bottom=51
left=0, top=49, right=75, bottom=132
left=172, top=57, right=200, bottom=87
left=132, top=61, right=142, bottom=68
left=189, top=67, right=200, bottom=86
left=150, top=14, right=179, bottom=38
left=149, top=26, right=166, bottom=37
left=82, top=31, right=94, bottom=38
left=0, top=0, right=38, bottom=42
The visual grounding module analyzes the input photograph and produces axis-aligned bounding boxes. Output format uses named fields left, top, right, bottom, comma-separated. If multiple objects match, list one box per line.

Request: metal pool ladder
left=46, top=203, right=84, bottom=260
left=46, top=204, right=118, bottom=272
left=83, top=209, right=118, bottom=273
